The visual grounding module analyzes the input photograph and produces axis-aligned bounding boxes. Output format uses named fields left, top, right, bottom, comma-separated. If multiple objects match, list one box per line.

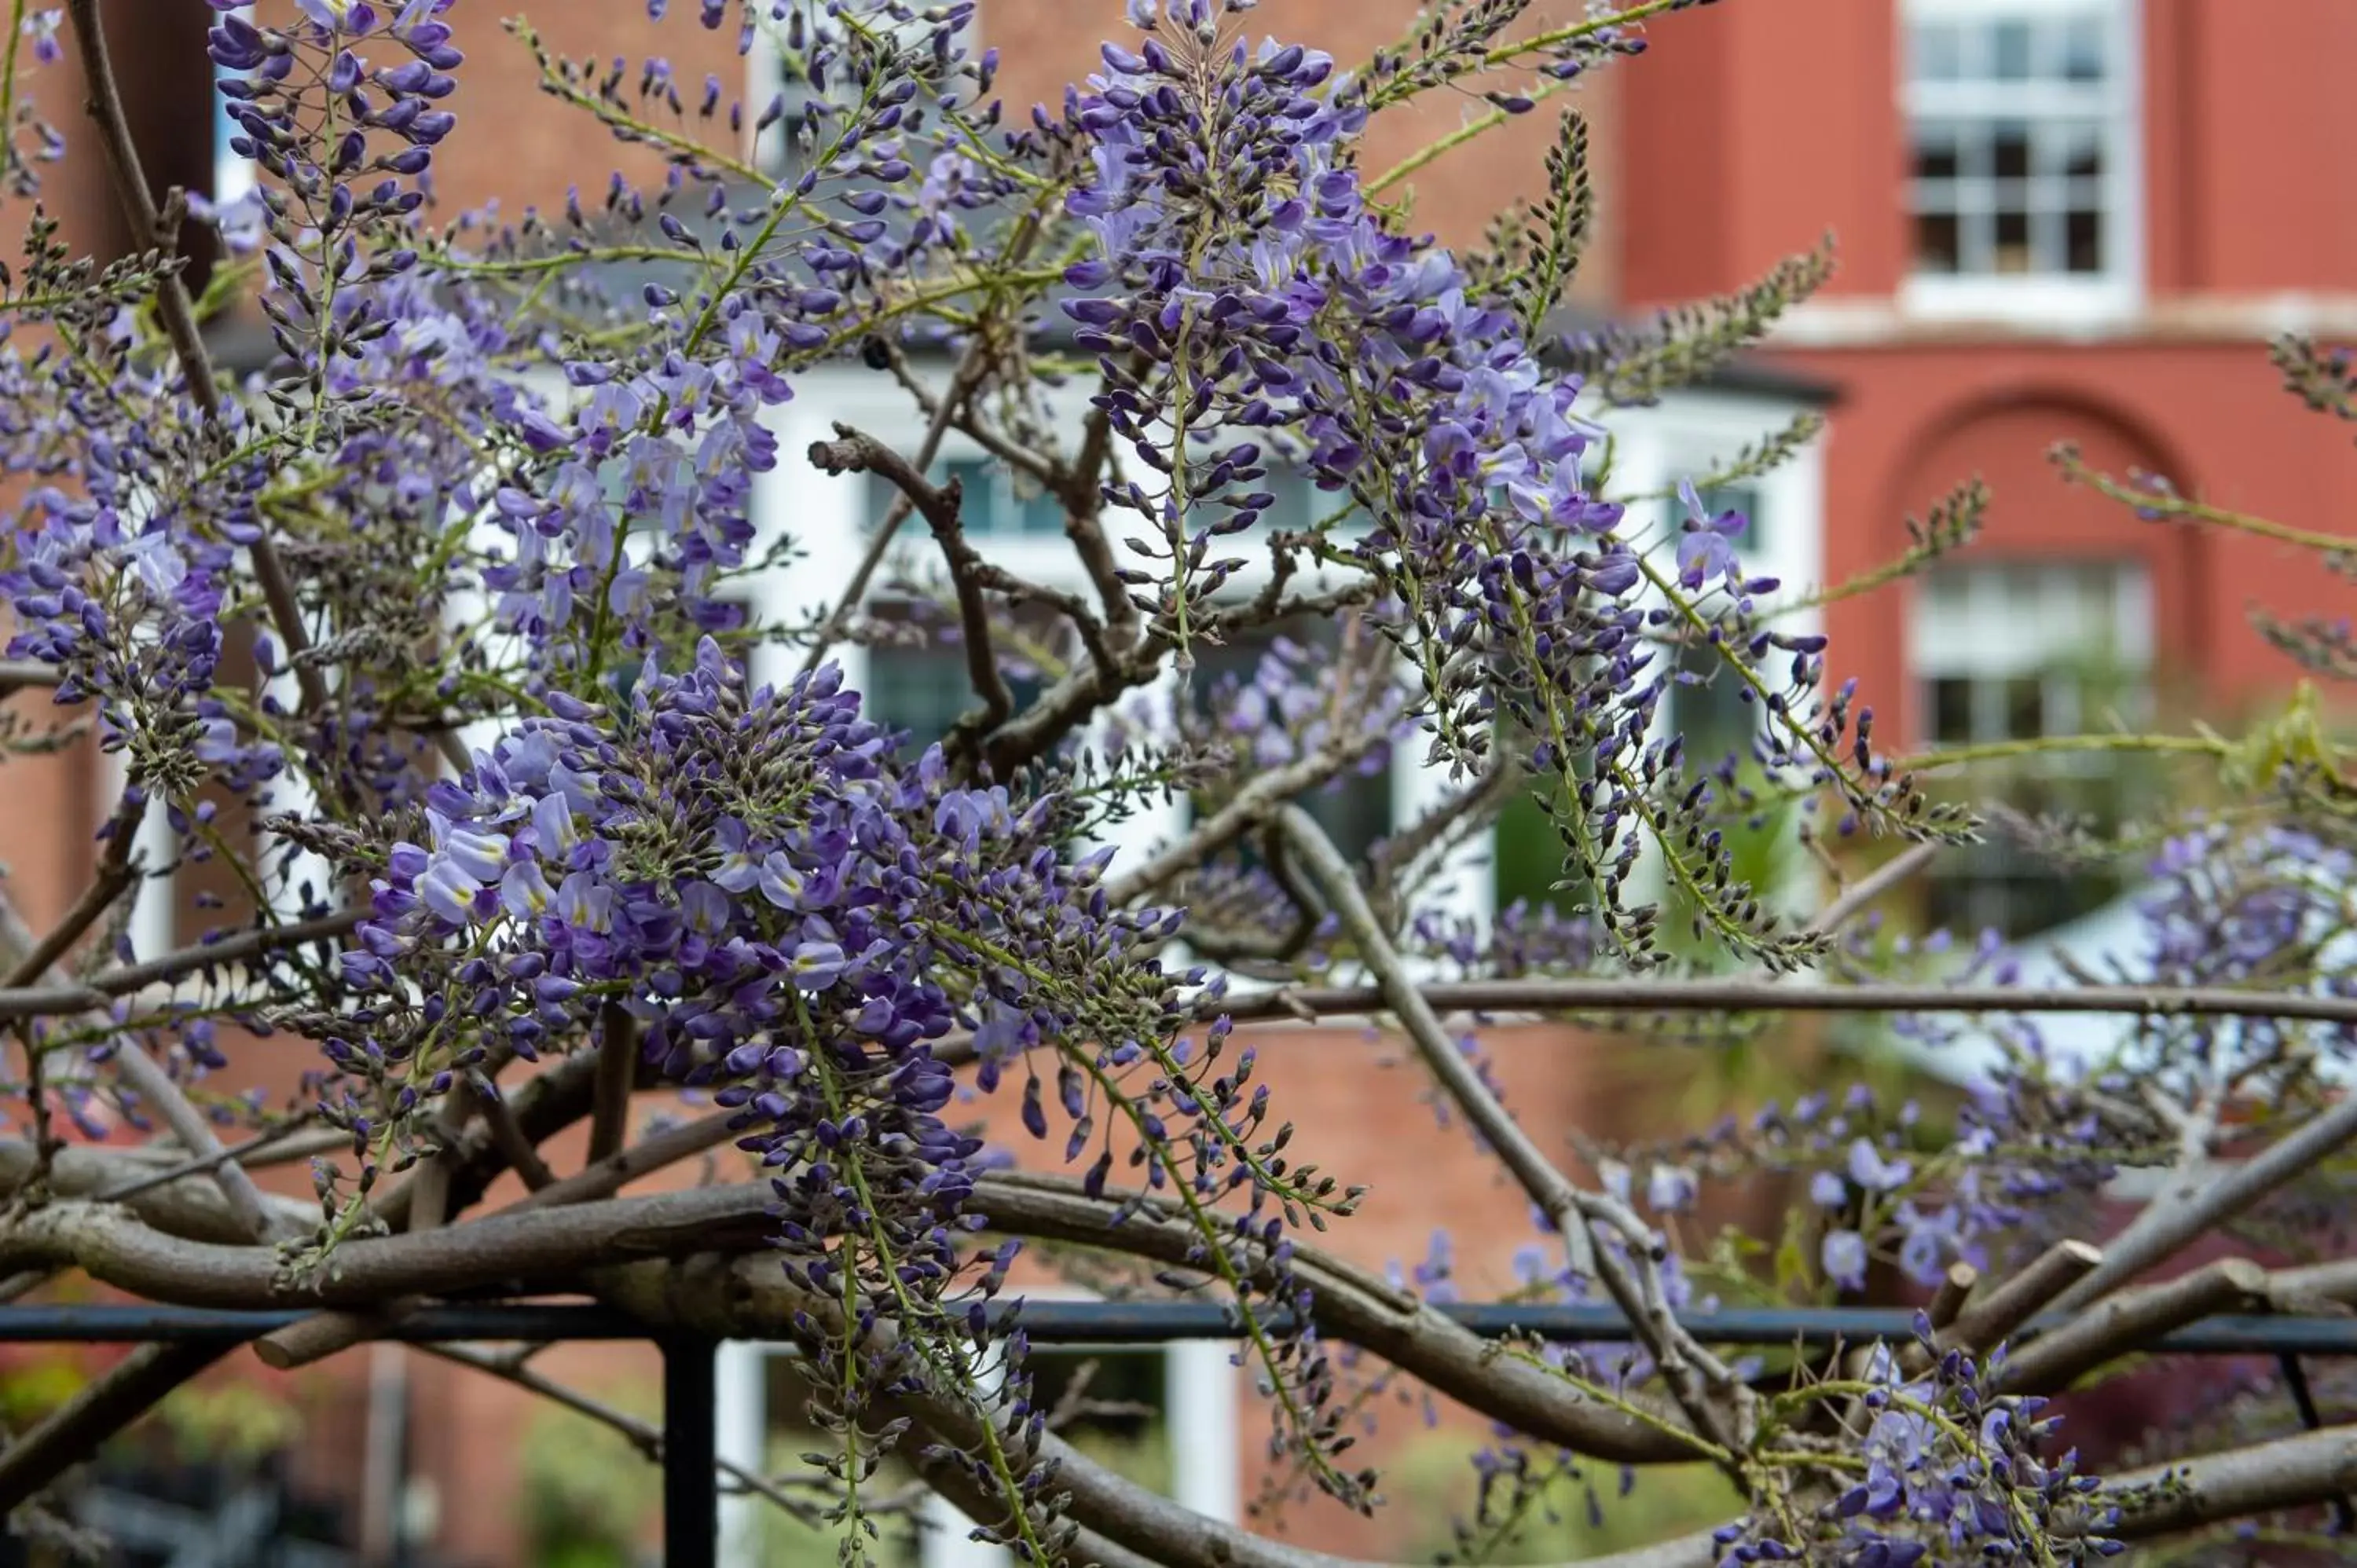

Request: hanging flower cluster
left=1713, top=1334, right=2123, bottom=1566
left=5, top=0, right=2352, bottom=1559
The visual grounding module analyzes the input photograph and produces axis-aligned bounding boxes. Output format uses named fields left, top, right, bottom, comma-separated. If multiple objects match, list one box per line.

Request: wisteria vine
left=0, top=1, right=2352, bottom=1564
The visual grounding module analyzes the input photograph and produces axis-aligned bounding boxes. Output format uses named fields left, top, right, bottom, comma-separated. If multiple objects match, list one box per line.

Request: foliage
left=0, top=2, right=2352, bottom=1566
left=519, top=1389, right=662, bottom=1568
left=1390, top=1438, right=1745, bottom=1563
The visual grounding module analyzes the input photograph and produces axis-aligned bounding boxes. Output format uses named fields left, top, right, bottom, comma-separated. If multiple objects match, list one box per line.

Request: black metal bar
left=5, top=1302, right=2357, bottom=1355
left=2277, top=1351, right=2356, bottom=1532
left=662, top=1334, right=720, bottom=1568
left=0, top=1304, right=650, bottom=1344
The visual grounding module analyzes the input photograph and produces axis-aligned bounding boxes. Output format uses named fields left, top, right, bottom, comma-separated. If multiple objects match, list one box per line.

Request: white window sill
left=1896, top=274, right=2143, bottom=337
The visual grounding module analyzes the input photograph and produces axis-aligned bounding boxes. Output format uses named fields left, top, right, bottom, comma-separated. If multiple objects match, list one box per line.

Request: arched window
left=1910, top=556, right=2154, bottom=939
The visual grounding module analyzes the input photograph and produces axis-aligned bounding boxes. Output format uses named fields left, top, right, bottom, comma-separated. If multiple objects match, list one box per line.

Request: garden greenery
left=1, top=2, right=2355, bottom=1564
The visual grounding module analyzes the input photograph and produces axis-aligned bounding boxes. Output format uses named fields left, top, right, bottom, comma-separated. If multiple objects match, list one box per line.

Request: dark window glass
left=1915, top=211, right=1962, bottom=273
left=1024, top=1350, right=1175, bottom=1497
left=1914, top=129, right=1961, bottom=181
left=2003, top=675, right=2046, bottom=740
left=1931, top=676, right=1977, bottom=746
left=1992, top=122, right=2033, bottom=179
left=868, top=456, right=1064, bottom=537
left=1187, top=614, right=1392, bottom=868
left=1991, top=20, right=2034, bottom=79
left=2066, top=207, right=2103, bottom=273
left=866, top=639, right=1046, bottom=753
left=1992, top=206, right=2033, bottom=273
left=1493, top=781, right=1596, bottom=920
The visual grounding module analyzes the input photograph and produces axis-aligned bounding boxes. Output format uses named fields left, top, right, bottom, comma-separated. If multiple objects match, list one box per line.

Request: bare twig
left=4, top=795, right=143, bottom=987
left=925, top=973, right=2357, bottom=1076
left=1927, top=1261, right=1978, bottom=1330
left=476, top=1086, right=557, bottom=1192
left=1802, top=841, right=1941, bottom=939
left=0, top=659, right=64, bottom=698
left=0, top=909, right=363, bottom=1020
left=1102, top=750, right=1359, bottom=906
left=1275, top=805, right=1746, bottom=1457
left=1938, top=1239, right=2102, bottom=1356
left=0, top=843, right=277, bottom=1244
left=107, top=1041, right=274, bottom=1244
left=809, top=425, right=1014, bottom=746
left=797, top=368, right=980, bottom=677
left=416, top=1342, right=834, bottom=1528
left=1996, top=1257, right=2269, bottom=1394
left=93, top=1123, right=340, bottom=1205
left=495, top=1108, right=739, bottom=1217
left=586, top=1000, right=638, bottom=1167
left=2052, top=1092, right=2357, bottom=1313
left=1197, top=976, right=2357, bottom=1033
left=1060, top=351, right=1144, bottom=636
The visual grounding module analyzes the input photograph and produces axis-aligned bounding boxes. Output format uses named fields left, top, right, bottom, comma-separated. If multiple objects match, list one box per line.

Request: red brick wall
left=1617, top=0, right=2357, bottom=306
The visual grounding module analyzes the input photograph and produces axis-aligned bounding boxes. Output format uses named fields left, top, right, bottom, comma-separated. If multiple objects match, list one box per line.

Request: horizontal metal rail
left=9, top=1299, right=2348, bottom=1566
left=4, top=1300, right=2355, bottom=1354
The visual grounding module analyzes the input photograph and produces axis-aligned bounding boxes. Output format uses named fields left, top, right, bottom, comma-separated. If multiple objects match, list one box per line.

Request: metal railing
left=8, top=1300, right=2355, bottom=1566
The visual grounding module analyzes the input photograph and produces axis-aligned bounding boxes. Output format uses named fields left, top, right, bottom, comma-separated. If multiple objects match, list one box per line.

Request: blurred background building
left=5, top=2, right=2355, bottom=1563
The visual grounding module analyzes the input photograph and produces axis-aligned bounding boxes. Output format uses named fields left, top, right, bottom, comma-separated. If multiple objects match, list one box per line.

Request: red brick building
left=6, top=2, right=2355, bottom=1564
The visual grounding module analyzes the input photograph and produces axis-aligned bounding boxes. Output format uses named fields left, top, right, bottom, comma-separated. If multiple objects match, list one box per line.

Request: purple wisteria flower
left=1675, top=477, right=1748, bottom=588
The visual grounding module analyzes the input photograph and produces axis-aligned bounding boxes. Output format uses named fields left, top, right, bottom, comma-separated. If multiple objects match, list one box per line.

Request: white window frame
left=1906, top=555, right=2154, bottom=940
left=744, top=366, right=1477, bottom=956
left=1911, top=558, right=2154, bottom=744
left=1897, top=0, right=2142, bottom=328
left=715, top=1304, right=1239, bottom=1568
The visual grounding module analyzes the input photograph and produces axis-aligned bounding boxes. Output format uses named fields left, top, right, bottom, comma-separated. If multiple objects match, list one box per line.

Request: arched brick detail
left=1882, top=388, right=2204, bottom=749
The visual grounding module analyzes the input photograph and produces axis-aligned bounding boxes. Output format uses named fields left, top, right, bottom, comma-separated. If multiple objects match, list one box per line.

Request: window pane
left=1992, top=122, right=2032, bottom=181
left=869, top=457, right=1032, bottom=533
left=1915, top=209, right=1962, bottom=273
left=1991, top=20, right=2033, bottom=80
left=1494, top=786, right=1596, bottom=918
left=1912, top=559, right=2151, bottom=942
left=2003, top=675, right=2045, bottom=739
left=946, top=456, right=999, bottom=533
left=1028, top=1352, right=1176, bottom=1497
left=1015, top=485, right=1065, bottom=534
left=1931, top=677, right=1977, bottom=744
left=866, top=643, right=973, bottom=751
left=1673, top=629, right=1759, bottom=770
left=866, top=629, right=1048, bottom=752
left=1993, top=206, right=2032, bottom=273
left=2059, top=123, right=2105, bottom=179
left=1902, top=17, right=2119, bottom=283
left=1189, top=615, right=1393, bottom=868
left=2062, top=16, right=2108, bottom=80
left=1911, top=21, right=1963, bottom=82
left=2066, top=207, right=2103, bottom=273
left=1913, top=123, right=1961, bottom=181
left=1684, top=483, right=1762, bottom=551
